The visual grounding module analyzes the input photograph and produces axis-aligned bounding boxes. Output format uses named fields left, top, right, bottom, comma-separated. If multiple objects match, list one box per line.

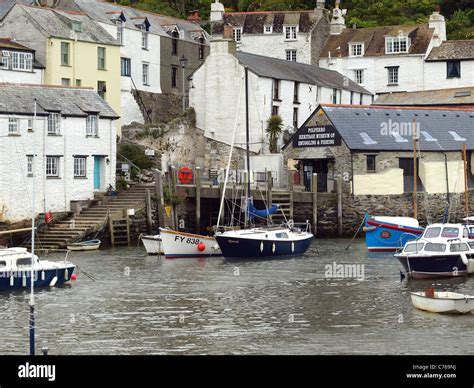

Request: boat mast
left=30, top=98, right=37, bottom=356
left=412, top=117, right=417, bottom=220
left=244, top=66, right=251, bottom=228
left=463, top=143, right=469, bottom=218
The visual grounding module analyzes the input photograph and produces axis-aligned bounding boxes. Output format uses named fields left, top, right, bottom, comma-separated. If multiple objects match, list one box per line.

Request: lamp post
left=179, top=54, right=188, bottom=111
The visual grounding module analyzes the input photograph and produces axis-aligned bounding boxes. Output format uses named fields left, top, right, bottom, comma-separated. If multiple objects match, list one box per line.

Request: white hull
left=159, top=228, right=221, bottom=258
left=410, top=291, right=474, bottom=314
left=141, top=235, right=164, bottom=255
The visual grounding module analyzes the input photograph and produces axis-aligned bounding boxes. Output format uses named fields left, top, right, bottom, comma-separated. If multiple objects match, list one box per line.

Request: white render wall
left=99, top=21, right=161, bottom=125
left=0, top=114, right=116, bottom=222
left=190, top=40, right=372, bottom=154
left=235, top=33, right=312, bottom=64
left=0, top=68, right=43, bottom=84
left=424, top=60, right=474, bottom=90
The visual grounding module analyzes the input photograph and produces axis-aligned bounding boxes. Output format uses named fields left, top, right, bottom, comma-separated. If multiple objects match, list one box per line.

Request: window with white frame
left=233, top=27, right=242, bottom=43
left=8, top=118, right=18, bottom=134
left=27, top=155, right=33, bottom=175
left=27, top=119, right=33, bottom=131
left=142, top=26, right=148, bottom=49
left=46, top=156, right=59, bottom=177
left=47, top=113, right=61, bottom=134
left=284, top=26, right=297, bottom=40
left=385, top=36, right=410, bottom=54
left=121, top=57, right=131, bottom=76
left=74, top=157, right=86, bottom=177
left=349, top=43, right=364, bottom=57
left=117, top=21, right=124, bottom=45
left=387, top=66, right=399, bottom=85
left=12, top=52, right=32, bottom=71
left=1, top=54, right=9, bottom=69
left=264, top=25, right=272, bottom=34
left=86, top=114, right=98, bottom=136
left=354, top=69, right=364, bottom=84
left=142, top=62, right=149, bottom=85
left=286, top=50, right=297, bottom=62
left=97, top=47, right=106, bottom=70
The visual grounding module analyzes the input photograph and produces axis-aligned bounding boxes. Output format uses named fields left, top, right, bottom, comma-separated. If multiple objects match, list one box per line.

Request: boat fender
left=65, top=268, right=69, bottom=280
left=49, top=276, right=58, bottom=287
left=460, top=253, right=469, bottom=266
left=41, top=271, right=45, bottom=281
left=291, top=242, right=295, bottom=253
left=10, top=275, right=14, bottom=287
left=362, top=226, right=376, bottom=232
left=197, top=243, right=206, bottom=252
left=22, top=275, right=26, bottom=287
left=260, top=241, right=264, bottom=253
left=272, top=243, right=276, bottom=254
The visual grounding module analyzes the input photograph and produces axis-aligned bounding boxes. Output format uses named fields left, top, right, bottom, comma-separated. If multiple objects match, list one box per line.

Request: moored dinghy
left=67, top=239, right=101, bottom=251
left=410, top=288, right=474, bottom=314
left=140, top=234, right=164, bottom=255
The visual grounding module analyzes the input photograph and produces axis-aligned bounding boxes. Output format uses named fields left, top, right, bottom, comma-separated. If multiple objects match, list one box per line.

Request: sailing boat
left=214, top=68, right=314, bottom=259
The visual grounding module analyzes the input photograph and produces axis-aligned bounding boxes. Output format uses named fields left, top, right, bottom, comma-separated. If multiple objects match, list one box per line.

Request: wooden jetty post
left=337, top=175, right=343, bottom=237
left=168, top=165, right=177, bottom=230
left=146, top=188, right=152, bottom=234
left=155, top=170, right=165, bottom=228
left=312, top=173, right=318, bottom=236
left=195, top=166, right=201, bottom=234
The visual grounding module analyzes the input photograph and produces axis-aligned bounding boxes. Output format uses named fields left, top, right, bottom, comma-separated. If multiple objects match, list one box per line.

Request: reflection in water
left=1, top=239, right=473, bottom=355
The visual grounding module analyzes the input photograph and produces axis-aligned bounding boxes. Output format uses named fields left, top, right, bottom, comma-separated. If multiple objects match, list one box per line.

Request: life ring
left=178, top=167, right=193, bottom=184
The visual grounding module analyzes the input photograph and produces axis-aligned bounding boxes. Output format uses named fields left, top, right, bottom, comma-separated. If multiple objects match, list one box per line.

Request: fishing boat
left=363, top=213, right=424, bottom=252
left=159, top=228, right=221, bottom=259
left=410, top=289, right=474, bottom=314
left=395, top=223, right=474, bottom=279
left=67, top=239, right=101, bottom=251
left=214, top=67, right=313, bottom=259
left=0, top=248, right=75, bottom=291
left=140, top=234, right=164, bottom=255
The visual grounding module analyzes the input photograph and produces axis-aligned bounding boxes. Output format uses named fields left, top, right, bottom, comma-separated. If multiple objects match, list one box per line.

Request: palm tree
left=266, top=115, right=283, bottom=153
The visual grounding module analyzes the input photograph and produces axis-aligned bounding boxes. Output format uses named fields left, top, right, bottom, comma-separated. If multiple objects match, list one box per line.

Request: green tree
left=266, top=115, right=283, bottom=153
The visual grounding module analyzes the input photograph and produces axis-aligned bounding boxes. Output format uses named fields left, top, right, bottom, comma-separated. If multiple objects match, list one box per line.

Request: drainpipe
left=350, top=151, right=354, bottom=196
left=444, top=152, right=450, bottom=204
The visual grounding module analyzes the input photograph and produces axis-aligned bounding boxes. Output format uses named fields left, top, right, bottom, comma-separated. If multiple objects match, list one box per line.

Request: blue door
left=94, top=156, right=101, bottom=190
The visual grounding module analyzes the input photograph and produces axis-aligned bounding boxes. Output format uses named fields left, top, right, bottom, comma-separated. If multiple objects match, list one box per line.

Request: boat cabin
left=0, top=248, right=36, bottom=272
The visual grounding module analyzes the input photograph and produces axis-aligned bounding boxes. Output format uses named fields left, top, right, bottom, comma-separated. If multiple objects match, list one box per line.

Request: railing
left=116, top=152, right=142, bottom=184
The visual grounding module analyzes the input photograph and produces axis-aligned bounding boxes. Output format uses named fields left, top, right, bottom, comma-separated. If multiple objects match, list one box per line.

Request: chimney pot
left=223, top=23, right=234, bottom=40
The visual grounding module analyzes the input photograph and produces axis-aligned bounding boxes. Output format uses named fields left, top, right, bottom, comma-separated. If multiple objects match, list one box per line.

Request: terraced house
left=0, top=3, right=121, bottom=132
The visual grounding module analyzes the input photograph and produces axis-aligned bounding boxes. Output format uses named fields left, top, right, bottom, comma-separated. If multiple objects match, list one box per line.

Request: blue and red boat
left=363, top=213, right=424, bottom=252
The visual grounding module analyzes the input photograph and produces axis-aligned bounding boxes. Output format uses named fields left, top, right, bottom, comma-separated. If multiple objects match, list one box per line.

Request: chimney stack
left=330, top=1, right=347, bottom=35
left=210, top=23, right=236, bottom=56
left=210, top=0, right=225, bottom=23
left=429, top=6, right=446, bottom=46
left=316, top=0, right=325, bottom=9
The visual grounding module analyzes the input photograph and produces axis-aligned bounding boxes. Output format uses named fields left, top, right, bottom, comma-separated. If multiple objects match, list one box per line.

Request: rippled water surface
left=1, top=239, right=474, bottom=355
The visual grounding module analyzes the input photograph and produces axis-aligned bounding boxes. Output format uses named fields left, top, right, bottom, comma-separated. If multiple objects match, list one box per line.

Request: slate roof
left=212, top=10, right=324, bottom=35
left=235, top=52, right=371, bottom=95
left=320, top=24, right=434, bottom=58
left=374, top=88, right=474, bottom=106
left=74, top=0, right=210, bottom=44
left=320, top=105, right=474, bottom=151
left=0, top=0, right=15, bottom=20
left=18, top=4, right=119, bottom=45
left=0, top=83, right=119, bottom=118
left=426, top=40, right=474, bottom=61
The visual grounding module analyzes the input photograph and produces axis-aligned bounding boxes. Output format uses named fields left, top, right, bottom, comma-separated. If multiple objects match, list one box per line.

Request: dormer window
left=116, top=20, right=124, bottom=45
left=264, top=25, right=272, bottom=34
left=72, top=21, right=82, bottom=32
left=172, top=30, right=179, bottom=55
left=233, top=27, right=242, bottom=43
left=142, top=25, right=149, bottom=50
left=12, top=52, right=33, bottom=71
left=385, top=36, right=410, bottom=54
left=284, top=26, right=297, bottom=41
left=349, top=43, right=364, bottom=57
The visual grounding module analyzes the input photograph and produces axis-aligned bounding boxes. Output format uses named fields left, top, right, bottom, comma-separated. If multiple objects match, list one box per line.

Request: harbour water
left=1, top=239, right=474, bottom=355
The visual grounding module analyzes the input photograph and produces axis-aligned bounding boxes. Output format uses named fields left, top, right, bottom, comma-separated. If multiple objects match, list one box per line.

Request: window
left=199, top=37, right=205, bottom=60
left=72, top=21, right=82, bottom=32
left=117, top=22, right=124, bottom=45
left=46, top=156, right=59, bottom=177
left=350, top=91, right=354, bottom=105
left=354, top=69, right=364, bottom=84
left=450, top=243, right=469, bottom=252
left=61, top=42, right=70, bottom=66
left=275, top=232, right=288, bottom=239
left=441, top=227, right=459, bottom=238
left=366, top=155, right=376, bottom=172
left=332, top=88, right=338, bottom=104
left=97, top=81, right=106, bottom=100
left=264, top=25, right=272, bottom=34
left=97, top=47, right=106, bottom=70
left=404, top=242, right=424, bottom=253
left=8, top=118, right=18, bottom=134
left=142, top=63, right=149, bottom=85
left=424, top=227, right=441, bottom=238
left=74, top=157, right=86, bottom=178
left=349, top=43, right=364, bottom=57
left=284, top=26, right=297, bottom=40
left=272, top=105, right=279, bottom=116
left=47, top=113, right=61, bottom=134
left=2, top=55, right=9, bottom=69
left=61, top=78, right=70, bottom=86
left=385, top=36, right=410, bottom=54
left=142, top=27, right=149, bottom=50
left=359, top=93, right=363, bottom=105
left=424, top=243, right=446, bottom=252
left=447, top=60, right=461, bottom=78
left=233, top=27, right=242, bottom=43
left=27, top=119, right=33, bottom=131
left=273, top=79, right=280, bottom=100
left=293, top=107, right=298, bottom=129
left=76, top=79, right=82, bottom=87
left=27, top=155, right=33, bottom=175
left=86, top=115, right=98, bottom=136
left=12, top=52, right=32, bottom=71
left=293, top=82, right=299, bottom=103
left=387, top=67, right=399, bottom=85
left=171, top=66, right=178, bottom=88
left=286, top=50, right=297, bottom=62
left=121, top=57, right=131, bottom=76
left=172, top=31, right=178, bottom=54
